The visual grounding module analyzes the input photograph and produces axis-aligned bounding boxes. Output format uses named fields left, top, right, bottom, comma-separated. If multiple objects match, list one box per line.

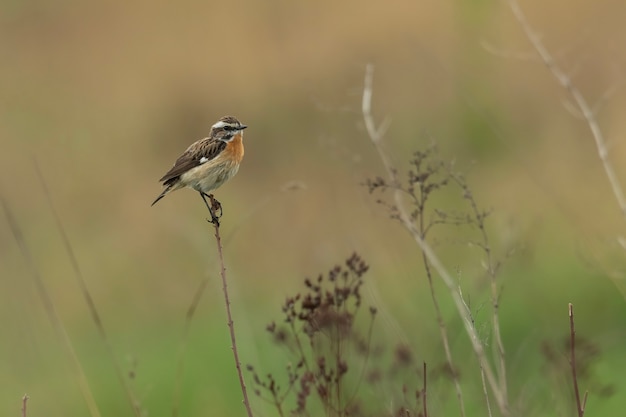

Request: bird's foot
left=208, top=194, right=223, bottom=218
left=204, top=193, right=222, bottom=226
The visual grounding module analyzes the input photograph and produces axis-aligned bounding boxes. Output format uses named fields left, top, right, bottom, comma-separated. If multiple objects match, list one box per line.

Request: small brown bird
left=152, top=115, right=247, bottom=220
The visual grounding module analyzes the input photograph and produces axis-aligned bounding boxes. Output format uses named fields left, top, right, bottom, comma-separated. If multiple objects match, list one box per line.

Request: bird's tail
left=151, top=185, right=172, bottom=206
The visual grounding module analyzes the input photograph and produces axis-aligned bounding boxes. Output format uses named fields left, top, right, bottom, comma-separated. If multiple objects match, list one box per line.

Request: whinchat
left=152, top=115, right=247, bottom=221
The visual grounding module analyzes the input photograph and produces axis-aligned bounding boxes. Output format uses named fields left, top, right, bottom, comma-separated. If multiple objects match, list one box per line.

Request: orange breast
left=223, top=134, right=245, bottom=163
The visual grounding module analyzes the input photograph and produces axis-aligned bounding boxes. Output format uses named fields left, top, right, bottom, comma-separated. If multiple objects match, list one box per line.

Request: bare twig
left=417, top=195, right=466, bottom=417
left=568, top=303, right=588, bottom=417
left=459, top=286, right=493, bottom=417
left=172, top=277, right=210, bottom=417
left=208, top=195, right=254, bottom=417
left=451, top=174, right=508, bottom=403
left=422, top=362, right=428, bottom=417
left=174, top=183, right=303, bottom=416
left=21, top=394, right=28, bottom=417
left=362, top=64, right=509, bottom=416
left=34, top=163, right=142, bottom=417
left=592, top=78, right=625, bottom=116
left=479, top=361, right=494, bottom=417
left=480, top=40, right=538, bottom=61
left=362, top=64, right=391, bottom=145
left=346, top=308, right=376, bottom=409
left=506, top=0, right=626, bottom=219
left=2, top=198, right=101, bottom=417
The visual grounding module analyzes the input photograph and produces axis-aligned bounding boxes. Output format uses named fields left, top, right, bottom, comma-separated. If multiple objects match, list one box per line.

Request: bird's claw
left=207, top=215, right=220, bottom=227
left=208, top=194, right=223, bottom=219
left=203, top=193, right=222, bottom=227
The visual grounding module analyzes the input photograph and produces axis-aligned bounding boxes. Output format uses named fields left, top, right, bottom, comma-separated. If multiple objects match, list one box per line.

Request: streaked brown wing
left=159, top=139, right=227, bottom=184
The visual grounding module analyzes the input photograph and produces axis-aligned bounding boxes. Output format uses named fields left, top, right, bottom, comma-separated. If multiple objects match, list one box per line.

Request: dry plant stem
left=21, top=394, right=28, bottom=417
left=209, top=202, right=254, bottom=417
left=34, top=164, right=142, bottom=417
left=506, top=0, right=626, bottom=219
left=482, top=236, right=507, bottom=400
left=422, top=362, right=428, bottom=417
left=346, top=312, right=376, bottom=408
left=459, top=286, right=493, bottom=417
left=479, top=363, right=494, bottom=417
left=289, top=321, right=311, bottom=373
left=362, top=64, right=510, bottom=416
left=568, top=304, right=588, bottom=417
left=413, top=172, right=465, bottom=417
left=172, top=277, right=209, bottom=417
left=421, top=241, right=466, bottom=417
left=453, top=174, right=508, bottom=402
left=334, top=331, right=343, bottom=413
left=2, top=199, right=101, bottom=417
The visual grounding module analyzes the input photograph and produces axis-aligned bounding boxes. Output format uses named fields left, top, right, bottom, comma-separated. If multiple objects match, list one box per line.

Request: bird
left=151, top=115, right=247, bottom=223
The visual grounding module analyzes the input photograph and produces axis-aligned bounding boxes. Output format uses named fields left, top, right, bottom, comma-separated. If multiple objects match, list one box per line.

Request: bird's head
left=211, top=116, right=247, bottom=142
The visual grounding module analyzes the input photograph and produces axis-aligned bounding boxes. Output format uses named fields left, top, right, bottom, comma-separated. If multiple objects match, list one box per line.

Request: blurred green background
left=2, top=0, right=626, bottom=416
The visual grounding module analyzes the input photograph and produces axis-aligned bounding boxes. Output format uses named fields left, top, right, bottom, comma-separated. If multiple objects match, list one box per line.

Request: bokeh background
left=2, top=0, right=626, bottom=416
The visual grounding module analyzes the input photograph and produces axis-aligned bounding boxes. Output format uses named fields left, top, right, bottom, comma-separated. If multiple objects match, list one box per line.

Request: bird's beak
left=239, top=124, right=248, bottom=130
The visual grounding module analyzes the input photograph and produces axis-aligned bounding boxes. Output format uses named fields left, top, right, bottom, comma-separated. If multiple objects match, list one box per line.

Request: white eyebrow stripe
left=199, top=157, right=209, bottom=164
left=211, top=120, right=228, bottom=129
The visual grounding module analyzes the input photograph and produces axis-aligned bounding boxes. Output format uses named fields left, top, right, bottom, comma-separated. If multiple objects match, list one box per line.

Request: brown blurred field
left=2, top=0, right=626, bottom=416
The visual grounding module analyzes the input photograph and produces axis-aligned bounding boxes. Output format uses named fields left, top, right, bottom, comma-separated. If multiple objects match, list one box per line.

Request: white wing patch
left=199, top=157, right=209, bottom=164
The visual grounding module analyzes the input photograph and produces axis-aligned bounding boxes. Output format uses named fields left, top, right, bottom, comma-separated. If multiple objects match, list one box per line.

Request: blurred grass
left=2, top=0, right=626, bottom=416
